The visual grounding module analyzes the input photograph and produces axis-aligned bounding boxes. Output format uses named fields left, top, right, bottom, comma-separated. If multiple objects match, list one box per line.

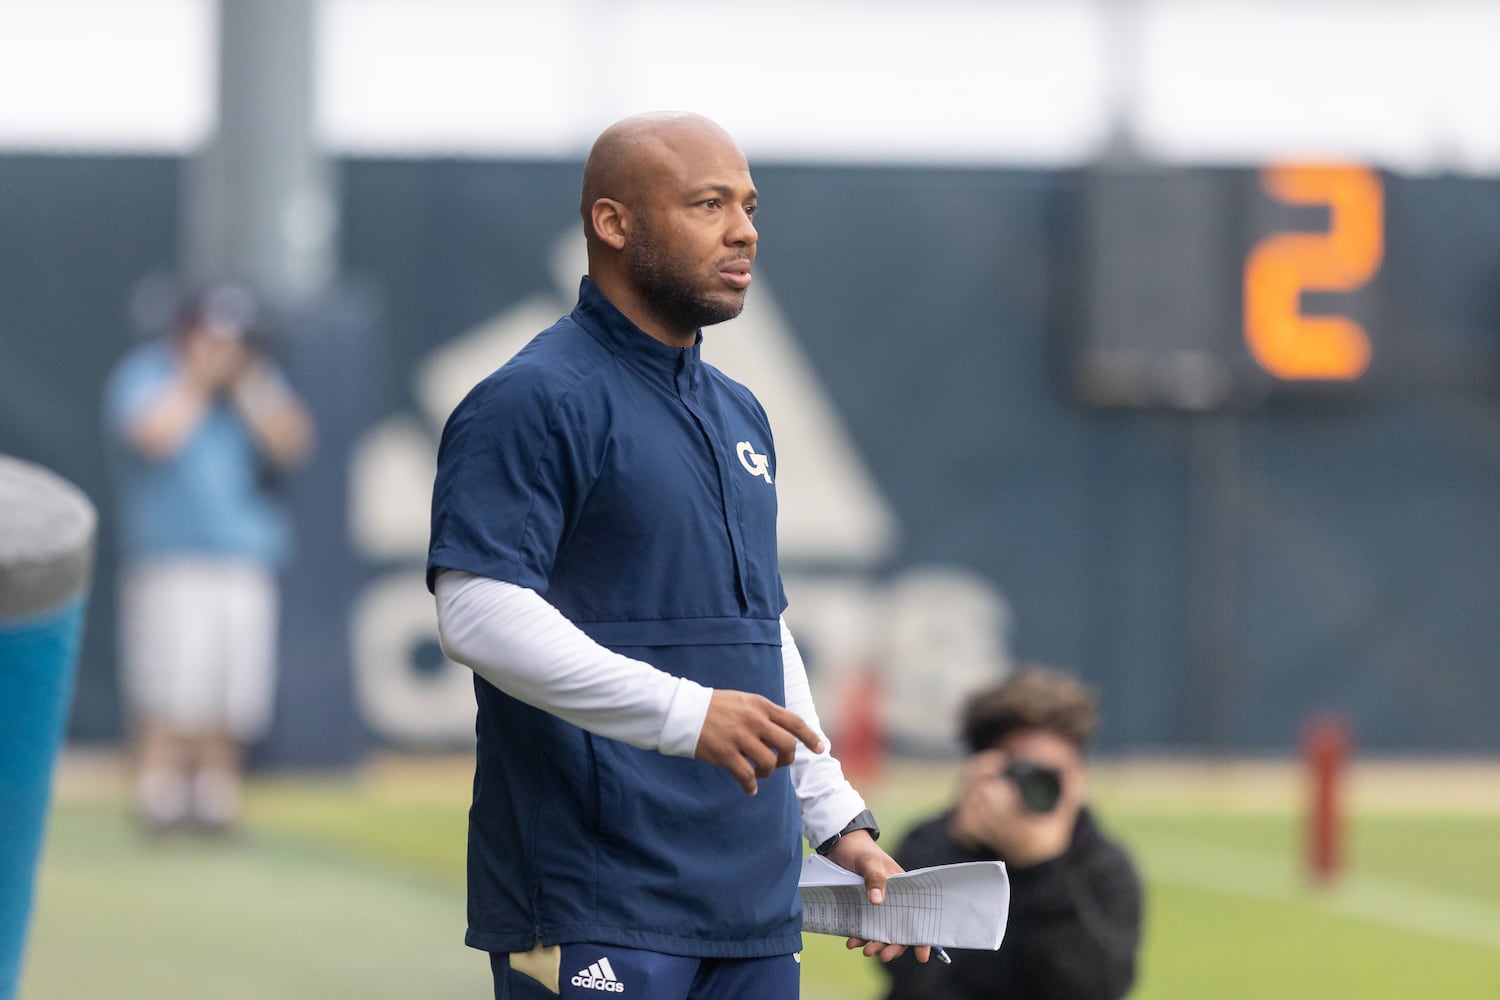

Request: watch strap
left=815, top=808, right=881, bottom=855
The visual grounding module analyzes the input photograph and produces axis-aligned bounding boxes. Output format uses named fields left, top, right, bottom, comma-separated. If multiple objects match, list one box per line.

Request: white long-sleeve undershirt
left=433, top=569, right=866, bottom=849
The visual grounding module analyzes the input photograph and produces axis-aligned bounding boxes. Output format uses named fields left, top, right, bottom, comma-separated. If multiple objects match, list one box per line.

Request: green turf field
left=19, top=756, right=1500, bottom=999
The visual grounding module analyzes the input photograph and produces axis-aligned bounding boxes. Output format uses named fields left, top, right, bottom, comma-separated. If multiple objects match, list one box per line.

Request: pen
left=932, top=946, right=952, bottom=965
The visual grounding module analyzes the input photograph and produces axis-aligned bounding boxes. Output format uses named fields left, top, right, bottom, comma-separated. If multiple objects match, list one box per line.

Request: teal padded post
left=0, top=456, right=96, bottom=1000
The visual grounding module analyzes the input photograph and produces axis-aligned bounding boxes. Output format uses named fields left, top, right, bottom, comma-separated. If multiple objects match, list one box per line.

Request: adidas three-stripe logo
left=571, top=956, right=625, bottom=993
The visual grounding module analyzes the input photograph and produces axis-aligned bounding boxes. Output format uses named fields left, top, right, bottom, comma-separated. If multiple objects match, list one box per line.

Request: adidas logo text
left=571, top=956, right=625, bottom=993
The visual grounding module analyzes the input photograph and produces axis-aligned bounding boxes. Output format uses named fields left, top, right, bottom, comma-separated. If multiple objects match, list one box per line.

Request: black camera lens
left=1003, top=759, right=1063, bottom=814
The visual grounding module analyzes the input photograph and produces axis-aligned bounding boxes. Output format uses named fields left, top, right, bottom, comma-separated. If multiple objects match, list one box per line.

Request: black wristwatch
left=815, top=809, right=881, bottom=855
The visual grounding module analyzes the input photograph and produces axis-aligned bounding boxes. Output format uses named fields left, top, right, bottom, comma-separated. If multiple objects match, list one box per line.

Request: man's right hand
left=694, top=690, right=824, bottom=795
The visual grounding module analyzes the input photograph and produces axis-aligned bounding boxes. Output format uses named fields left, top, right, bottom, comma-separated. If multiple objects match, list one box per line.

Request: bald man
left=427, top=113, right=926, bottom=999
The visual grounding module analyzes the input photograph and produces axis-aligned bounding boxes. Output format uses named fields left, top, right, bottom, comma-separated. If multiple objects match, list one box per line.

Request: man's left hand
left=824, top=830, right=933, bottom=964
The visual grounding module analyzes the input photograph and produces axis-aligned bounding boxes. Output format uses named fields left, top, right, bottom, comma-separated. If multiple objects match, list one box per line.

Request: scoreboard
left=1070, top=163, right=1500, bottom=409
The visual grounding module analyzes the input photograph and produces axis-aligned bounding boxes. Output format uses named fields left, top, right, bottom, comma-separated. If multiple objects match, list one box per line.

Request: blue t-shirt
left=428, top=278, right=801, bottom=958
left=103, top=341, right=291, bottom=569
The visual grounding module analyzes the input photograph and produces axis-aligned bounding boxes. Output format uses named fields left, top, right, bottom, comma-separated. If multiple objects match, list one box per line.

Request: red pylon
left=837, top=667, right=884, bottom=785
left=1303, top=712, right=1352, bottom=885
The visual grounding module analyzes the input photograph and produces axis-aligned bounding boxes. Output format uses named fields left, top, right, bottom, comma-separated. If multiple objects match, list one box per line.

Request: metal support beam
left=181, top=0, right=336, bottom=305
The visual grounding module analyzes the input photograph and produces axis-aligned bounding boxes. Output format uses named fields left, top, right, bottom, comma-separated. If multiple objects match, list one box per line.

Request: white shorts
left=119, top=557, right=279, bottom=740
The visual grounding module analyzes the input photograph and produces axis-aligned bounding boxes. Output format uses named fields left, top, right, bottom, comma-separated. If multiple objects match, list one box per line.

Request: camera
left=1003, top=759, right=1063, bottom=814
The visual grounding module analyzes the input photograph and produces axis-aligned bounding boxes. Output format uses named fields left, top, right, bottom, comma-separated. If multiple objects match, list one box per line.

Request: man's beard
left=627, top=221, right=747, bottom=334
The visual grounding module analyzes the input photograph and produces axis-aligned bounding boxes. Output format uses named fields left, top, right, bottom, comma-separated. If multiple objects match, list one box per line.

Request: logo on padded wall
left=348, top=230, right=1012, bottom=753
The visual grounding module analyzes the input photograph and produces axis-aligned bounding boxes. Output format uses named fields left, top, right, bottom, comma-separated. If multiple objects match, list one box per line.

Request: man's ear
left=590, top=198, right=629, bottom=251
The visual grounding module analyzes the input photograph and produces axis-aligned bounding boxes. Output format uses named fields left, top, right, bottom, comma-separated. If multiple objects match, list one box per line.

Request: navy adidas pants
left=491, top=942, right=801, bottom=999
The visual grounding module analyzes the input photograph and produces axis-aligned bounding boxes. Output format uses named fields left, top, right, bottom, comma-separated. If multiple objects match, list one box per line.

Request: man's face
left=625, top=132, right=758, bottom=335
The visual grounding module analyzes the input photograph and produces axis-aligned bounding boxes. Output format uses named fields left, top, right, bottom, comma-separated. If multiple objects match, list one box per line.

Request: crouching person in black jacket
left=882, top=667, right=1143, bottom=1000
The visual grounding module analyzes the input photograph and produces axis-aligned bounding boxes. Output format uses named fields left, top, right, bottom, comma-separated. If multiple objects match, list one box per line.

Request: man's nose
left=727, top=206, right=757, bottom=246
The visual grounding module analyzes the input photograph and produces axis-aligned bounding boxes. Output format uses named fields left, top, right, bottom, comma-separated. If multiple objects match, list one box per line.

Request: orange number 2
left=1243, top=163, right=1384, bottom=380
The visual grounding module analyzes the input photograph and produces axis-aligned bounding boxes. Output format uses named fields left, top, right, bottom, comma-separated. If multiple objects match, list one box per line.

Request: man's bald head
left=577, top=111, right=759, bottom=347
left=579, top=112, right=742, bottom=241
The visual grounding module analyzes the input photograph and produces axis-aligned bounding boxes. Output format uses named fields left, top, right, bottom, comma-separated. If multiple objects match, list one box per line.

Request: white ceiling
left=2, top=0, right=1497, bottom=173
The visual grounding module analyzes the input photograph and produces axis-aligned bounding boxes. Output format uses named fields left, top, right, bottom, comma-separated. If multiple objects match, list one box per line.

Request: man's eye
left=745, top=204, right=758, bottom=218
left=701, top=199, right=721, bottom=209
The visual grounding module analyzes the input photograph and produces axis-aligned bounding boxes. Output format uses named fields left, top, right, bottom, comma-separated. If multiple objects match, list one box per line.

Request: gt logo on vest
left=737, top=441, right=773, bottom=484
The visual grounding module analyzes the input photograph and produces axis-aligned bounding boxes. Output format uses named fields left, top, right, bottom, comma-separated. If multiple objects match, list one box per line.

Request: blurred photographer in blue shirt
left=104, top=283, right=313, bottom=834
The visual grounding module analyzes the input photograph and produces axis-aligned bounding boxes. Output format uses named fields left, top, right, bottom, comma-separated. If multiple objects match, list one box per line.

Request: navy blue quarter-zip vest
left=428, top=278, right=800, bottom=958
